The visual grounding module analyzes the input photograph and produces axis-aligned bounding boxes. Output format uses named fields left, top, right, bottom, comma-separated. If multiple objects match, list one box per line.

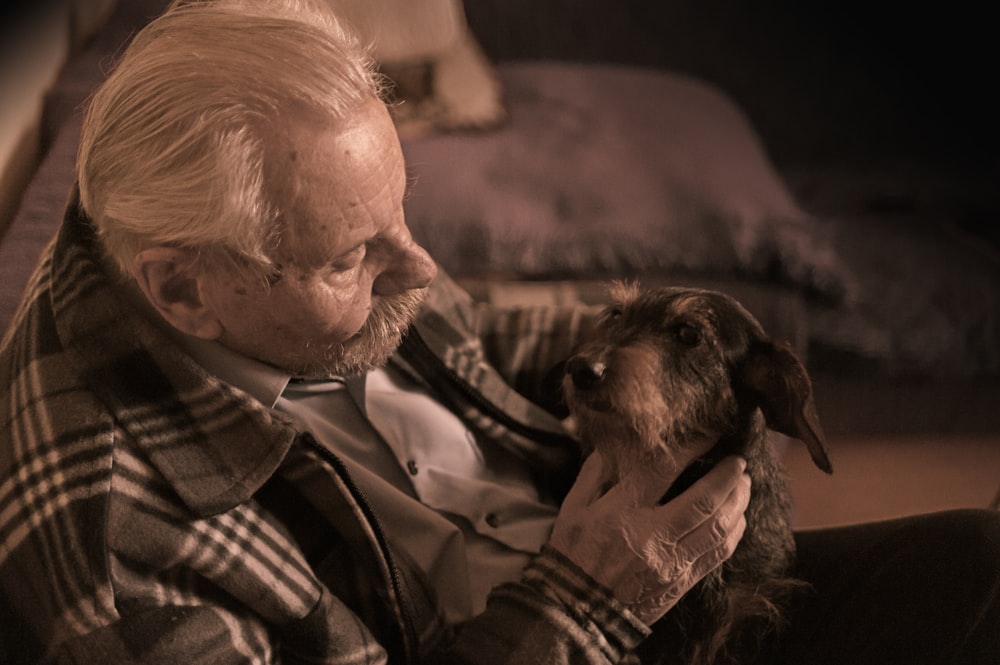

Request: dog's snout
left=566, top=355, right=607, bottom=390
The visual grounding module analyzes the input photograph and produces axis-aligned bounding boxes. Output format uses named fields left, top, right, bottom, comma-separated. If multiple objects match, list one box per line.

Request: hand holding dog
left=549, top=446, right=751, bottom=625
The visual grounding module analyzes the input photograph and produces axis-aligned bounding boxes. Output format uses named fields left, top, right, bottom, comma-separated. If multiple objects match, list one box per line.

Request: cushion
left=384, top=30, right=506, bottom=139
left=325, top=0, right=505, bottom=138
left=786, top=164, right=1000, bottom=376
left=325, top=0, right=463, bottom=63
left=401, top=62, right=849, bottom=299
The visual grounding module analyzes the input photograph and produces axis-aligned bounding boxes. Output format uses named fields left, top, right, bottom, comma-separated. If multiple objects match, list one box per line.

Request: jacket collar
left=130, top=287, right=293, bottom=409
left=51, top=195, right=299, bottom=517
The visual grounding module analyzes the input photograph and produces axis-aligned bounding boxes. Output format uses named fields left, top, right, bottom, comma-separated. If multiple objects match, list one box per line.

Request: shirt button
left=485, top=513, right=500, bottom=528
left=406, top=460, right=419, bottom=475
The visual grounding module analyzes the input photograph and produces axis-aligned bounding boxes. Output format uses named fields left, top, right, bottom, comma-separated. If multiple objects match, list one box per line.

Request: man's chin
left=286, top=287, right=426, bottom=379
left=291, top=328, right=407, bottom=379
left=328, top=341, right=402, bottom=378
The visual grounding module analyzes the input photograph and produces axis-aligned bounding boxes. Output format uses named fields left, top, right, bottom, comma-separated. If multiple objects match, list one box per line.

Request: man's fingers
left=656, top=455, right=749, bottom=539
left=550, top=451, right=752, bottom=626
left=673, top=469, right=751, bottom=563
left=682, top=510, right=748, bottom=588
left=616, top=469, right=750, bottom=624
left=604, top=436, right=720, bottom=506
left=560, top=450, right=609, bottom=513
left=669, top=435, right=722, bottom=476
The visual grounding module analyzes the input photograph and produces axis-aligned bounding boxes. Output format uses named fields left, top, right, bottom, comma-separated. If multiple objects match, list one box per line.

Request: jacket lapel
left=50, top=199, right=297, bottom=517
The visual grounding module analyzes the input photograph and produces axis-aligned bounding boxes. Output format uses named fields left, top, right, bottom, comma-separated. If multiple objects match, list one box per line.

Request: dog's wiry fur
left=562, top=282, right=832, bottom=665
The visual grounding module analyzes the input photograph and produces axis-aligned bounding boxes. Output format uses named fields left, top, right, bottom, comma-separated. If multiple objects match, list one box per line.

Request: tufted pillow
left=401, top=62, right=849, bottom=299
left=325, top=0, right=505, bottom=138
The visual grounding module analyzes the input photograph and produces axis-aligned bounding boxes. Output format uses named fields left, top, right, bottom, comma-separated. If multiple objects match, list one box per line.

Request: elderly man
left=1, top=1, right=997, bottom=664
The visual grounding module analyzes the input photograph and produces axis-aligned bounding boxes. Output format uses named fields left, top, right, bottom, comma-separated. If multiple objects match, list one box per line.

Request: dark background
left=462, top=0, right=999, bottom=170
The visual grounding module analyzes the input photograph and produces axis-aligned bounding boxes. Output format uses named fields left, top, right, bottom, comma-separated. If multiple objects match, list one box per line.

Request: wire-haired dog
left=562, top=283, right=832, bottom=665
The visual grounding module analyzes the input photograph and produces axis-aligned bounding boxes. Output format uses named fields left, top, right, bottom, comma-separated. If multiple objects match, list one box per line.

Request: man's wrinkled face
left=199, top=99, right=437, bottom=377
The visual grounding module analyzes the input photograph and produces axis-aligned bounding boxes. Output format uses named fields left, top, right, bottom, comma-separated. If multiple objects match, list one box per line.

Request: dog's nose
left=566, top=356, right=606, bottom=390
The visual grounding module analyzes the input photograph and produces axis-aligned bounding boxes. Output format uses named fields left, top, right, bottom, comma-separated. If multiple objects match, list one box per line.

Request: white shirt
left=170, top=330, right=557, bottom=622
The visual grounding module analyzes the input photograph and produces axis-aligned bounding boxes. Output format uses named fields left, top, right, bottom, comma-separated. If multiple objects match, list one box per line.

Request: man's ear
left=131, top=247, right=223, bottom=340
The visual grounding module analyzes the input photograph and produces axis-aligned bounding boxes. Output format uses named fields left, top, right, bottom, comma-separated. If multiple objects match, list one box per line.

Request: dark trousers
left=761, top=509, right=1000, bottom=664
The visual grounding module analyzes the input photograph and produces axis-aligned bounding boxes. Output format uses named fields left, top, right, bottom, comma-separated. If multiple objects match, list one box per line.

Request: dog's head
left=563, top=283, right=831, bottom=477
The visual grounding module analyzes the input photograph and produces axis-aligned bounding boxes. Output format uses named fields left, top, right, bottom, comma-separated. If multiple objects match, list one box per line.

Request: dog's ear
left=737, top=340, right=833, bottom=473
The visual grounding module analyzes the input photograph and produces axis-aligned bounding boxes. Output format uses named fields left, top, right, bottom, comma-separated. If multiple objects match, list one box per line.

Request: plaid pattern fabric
left=1, top=200, right=648, bottom=663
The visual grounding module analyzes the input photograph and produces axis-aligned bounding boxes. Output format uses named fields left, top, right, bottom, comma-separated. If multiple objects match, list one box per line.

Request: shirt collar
left=171, top=333, right=292, bottom=408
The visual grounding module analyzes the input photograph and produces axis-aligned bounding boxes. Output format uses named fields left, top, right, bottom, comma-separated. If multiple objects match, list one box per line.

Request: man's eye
left=330, top=244, right=366, bottom=271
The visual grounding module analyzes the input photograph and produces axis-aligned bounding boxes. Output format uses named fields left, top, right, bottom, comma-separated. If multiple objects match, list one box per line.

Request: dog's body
left=562, top=283, right=832, bottom=665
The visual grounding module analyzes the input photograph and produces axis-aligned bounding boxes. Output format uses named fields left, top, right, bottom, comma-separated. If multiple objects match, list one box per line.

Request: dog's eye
left=675, top=323, right=701, bottom=346
left=603, top=307, right=623, bottom=323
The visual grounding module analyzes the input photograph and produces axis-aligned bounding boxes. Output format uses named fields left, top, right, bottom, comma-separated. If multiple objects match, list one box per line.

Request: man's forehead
left=270, top=102, right=401, bottom=189
left=264, top=102, right=405, bottom=265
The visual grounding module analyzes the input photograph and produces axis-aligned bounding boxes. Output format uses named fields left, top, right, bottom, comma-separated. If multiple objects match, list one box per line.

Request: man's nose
left=373, top=241, right=437, bottom=295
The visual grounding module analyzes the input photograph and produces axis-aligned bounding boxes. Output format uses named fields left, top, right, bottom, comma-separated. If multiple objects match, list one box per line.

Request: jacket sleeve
left=52, top=605, right=280, bottom=665
left=472, top=300, right=602, bottom=412
left=429, top=548, right=649, bottom=665
left=424, top=271, right=603, bottom=413
left=50, top=589, right=394, bottom=665
left=49, top=553, right=647, bottom=665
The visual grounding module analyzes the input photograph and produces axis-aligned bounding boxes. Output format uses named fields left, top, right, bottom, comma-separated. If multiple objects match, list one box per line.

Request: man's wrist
left=520, top=546, right=651, bottom=658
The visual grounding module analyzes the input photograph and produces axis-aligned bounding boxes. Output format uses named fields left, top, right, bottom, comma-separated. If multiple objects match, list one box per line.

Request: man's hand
left=548, top=447, right=751, bottom=625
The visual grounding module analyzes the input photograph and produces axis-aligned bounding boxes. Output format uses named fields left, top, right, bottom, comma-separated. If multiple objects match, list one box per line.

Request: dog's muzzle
left=566, top=355, right=606, bottom=390
left=564, top=355, right=616, bottom=412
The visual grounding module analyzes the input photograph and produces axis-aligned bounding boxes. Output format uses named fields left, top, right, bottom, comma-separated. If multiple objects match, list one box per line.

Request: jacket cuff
left=519, top=546, right=651, bottom=660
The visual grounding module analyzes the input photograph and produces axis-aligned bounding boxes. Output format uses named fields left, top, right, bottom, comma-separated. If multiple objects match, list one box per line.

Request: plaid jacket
left=0, top=200, right=650, bottom=664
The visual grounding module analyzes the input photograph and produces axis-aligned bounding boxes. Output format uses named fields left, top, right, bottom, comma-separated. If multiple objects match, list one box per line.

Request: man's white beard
left=292, top=287, right=428, bottom=379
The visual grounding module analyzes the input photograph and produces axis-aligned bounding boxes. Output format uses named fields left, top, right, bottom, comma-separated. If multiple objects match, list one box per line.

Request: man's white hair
left=77, top=0, right=383, bottom=280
